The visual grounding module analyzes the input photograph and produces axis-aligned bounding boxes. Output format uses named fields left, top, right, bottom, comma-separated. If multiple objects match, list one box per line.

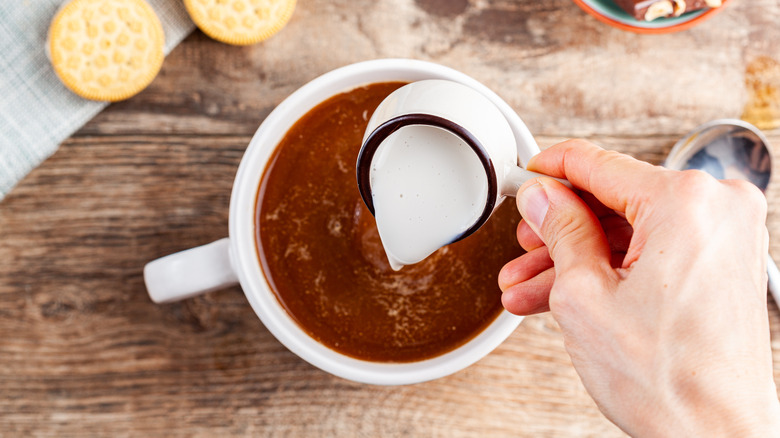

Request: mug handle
left=500, top=165, right=573, bottom=197
left=143, top=238, right=239, bottom=303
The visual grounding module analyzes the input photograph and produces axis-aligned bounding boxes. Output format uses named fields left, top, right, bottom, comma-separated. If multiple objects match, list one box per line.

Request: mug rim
left=228, top=58, right=532, bottom=385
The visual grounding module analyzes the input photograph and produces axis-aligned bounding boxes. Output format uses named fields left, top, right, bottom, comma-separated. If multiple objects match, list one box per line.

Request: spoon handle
left=767, top=254, right=780, bottom=308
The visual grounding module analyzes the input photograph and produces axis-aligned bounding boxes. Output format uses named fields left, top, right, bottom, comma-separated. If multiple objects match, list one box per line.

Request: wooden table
left=2, top=0, right=780, bottom=436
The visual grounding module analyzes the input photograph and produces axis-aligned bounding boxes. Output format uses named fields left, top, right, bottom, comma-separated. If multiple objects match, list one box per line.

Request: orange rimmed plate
left=572, top=0, right=731, bottom=34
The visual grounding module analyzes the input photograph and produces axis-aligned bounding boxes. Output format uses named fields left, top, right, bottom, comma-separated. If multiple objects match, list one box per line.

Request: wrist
left=619, top=379, right=780, bottom=437
left=727, top=396, right=780, bottom=437
left=674, top=386, right=780, bottom=437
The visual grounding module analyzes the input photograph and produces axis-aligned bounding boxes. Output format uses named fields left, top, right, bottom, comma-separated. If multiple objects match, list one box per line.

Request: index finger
left=527, top=139, right=665, bottom=223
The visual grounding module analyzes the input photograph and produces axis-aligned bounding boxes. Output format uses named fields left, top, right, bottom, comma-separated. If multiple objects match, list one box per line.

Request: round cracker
left=49, top=0, right=165, bottom=102
left=184, top=0, right=296, bottom=46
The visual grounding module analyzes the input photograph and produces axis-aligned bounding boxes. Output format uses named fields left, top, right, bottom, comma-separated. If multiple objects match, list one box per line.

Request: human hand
left=498, top=139, right=780, bottom=437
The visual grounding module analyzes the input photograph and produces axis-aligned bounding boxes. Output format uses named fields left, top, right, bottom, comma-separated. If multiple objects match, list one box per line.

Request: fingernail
left=517, top=181, right=549, bottom=232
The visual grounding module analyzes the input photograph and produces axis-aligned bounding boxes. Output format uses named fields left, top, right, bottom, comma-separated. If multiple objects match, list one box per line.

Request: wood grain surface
left=2, top=0, right=780, bottom=436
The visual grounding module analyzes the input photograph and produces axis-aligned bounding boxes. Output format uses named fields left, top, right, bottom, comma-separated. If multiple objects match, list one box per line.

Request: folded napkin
left=0, top=0, right=195, bottom=201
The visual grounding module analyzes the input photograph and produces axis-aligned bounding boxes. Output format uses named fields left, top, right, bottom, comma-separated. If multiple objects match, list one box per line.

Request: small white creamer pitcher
left=356, top=79, right=570, bottom=268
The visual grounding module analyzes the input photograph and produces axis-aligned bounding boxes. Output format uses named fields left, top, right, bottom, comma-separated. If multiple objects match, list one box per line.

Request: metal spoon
left=664, top=118, right=779, bottom=306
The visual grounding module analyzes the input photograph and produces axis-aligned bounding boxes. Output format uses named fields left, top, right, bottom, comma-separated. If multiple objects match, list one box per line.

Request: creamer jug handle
left=500, top=164, right=573, bottom=197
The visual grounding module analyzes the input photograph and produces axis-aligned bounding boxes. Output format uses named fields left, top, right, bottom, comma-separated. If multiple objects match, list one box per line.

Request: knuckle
left=544, top=212, right=578, bottom=247
left=723, top=177, right=755, bottom=193
left=544, top=214, right=594, bottom=262
left=561, top=138, right=598, bottom=151
left=599, top=148, right=626, bottom=163
left=673, top=169, right=718, bottom=199
left=667, top=170, right=768, bottom=236
left=725, top=179, right=767, bottom=218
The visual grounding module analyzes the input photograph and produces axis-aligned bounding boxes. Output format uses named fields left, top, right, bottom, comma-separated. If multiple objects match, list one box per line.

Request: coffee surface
left=256, top=82, right=523, bottom=362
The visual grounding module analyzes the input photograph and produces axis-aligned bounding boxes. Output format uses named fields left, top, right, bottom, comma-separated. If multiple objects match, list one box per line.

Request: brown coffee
left=255, top=82, right=523, bottom=363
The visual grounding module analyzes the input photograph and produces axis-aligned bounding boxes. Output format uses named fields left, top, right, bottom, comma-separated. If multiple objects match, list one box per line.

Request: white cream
left=370, top=125, right=488, bottom=270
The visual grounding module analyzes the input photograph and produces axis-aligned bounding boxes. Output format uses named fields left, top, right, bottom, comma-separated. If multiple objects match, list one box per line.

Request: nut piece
left=705, top=0, right=722, bottom=7
left=672, top=0, right=686, bottom=16
left=644, top=0, right=674, bottom=20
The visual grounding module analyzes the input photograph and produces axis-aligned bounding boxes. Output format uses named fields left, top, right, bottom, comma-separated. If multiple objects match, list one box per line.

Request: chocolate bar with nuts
left=613, top=0, right=722, bottom=21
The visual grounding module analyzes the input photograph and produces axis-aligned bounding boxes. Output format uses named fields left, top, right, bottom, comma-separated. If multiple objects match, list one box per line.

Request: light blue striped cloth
left=0, top=0, right=194, bottom=200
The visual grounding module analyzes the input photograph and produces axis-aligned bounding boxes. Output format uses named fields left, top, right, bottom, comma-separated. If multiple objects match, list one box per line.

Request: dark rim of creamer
left=356, top=113, right=498, bottom=243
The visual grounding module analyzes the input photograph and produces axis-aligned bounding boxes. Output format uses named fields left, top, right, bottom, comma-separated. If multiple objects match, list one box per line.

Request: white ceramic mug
left=144, top=59, right=532, bottom=385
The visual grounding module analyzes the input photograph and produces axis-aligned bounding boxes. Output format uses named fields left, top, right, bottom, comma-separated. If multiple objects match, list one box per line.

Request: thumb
left=517, top=178, right=612, bottom=275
